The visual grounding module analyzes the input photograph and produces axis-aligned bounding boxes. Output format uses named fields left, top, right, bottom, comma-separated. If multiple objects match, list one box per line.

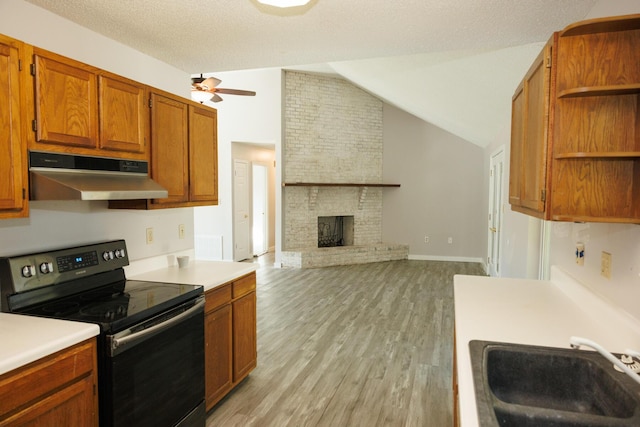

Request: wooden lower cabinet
left=205, top=272, right=257, bottom=411
left=232, top=291, right=257, bottom=382
left=0, top=338, right=98, bottom=427
left=205, top=302, right=233, bottom=408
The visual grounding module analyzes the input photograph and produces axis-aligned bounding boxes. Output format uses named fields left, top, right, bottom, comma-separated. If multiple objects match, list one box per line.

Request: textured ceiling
left=24, top=0, right=599, bottom=146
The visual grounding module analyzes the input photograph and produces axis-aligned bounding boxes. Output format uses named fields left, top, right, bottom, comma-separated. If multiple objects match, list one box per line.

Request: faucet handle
left=624, top=349, right=640, bottom=359
left=620, top=354, right=634, bottom=364
left=614, top=353, right=640, bottom=374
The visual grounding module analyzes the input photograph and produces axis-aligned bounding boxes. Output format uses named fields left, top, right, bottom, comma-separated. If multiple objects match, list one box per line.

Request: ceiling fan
left=191, top=75, right=256, bottom=103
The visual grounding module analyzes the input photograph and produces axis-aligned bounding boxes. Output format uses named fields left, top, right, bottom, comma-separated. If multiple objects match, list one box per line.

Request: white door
left=487, top=147, right=505, bottom=277
left=252, top=163, right=268, bottom=256
left=233, top=159, right=251, bottom=261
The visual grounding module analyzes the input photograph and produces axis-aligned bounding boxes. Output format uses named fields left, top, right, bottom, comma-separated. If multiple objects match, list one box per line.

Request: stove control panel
left=0, top=240, right=130, bottom=295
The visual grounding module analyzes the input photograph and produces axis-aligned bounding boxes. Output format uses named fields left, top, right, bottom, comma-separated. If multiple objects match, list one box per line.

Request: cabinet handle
left=489, top=227, right=497, bottom=233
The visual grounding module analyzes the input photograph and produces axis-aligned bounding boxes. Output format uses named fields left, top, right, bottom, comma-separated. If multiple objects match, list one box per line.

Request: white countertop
left=454, top=266, right=640, bottom=427
left=0, top=313, right=99, bottom=376
left=128, top=260, right=257, bottom=291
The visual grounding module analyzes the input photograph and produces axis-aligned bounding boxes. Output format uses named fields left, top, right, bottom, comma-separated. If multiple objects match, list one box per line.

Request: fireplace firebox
left=318, top=216, right=354, bottom=248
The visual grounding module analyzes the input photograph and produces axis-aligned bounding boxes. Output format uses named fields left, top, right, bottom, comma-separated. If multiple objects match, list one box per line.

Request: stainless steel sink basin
left=469, top=341, right=640, bottom=426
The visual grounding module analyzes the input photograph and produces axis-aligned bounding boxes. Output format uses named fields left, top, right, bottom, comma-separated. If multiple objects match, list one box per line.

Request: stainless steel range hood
left=29, top=152, right=168, bottom=201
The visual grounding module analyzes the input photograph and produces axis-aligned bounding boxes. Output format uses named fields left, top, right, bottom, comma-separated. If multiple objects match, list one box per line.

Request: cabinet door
left=189, top=105, right=218, bottom=203
left=205, top=304, right=233, bottom=410
left=520, top=44, right=551, bottom=213
left=232, top=291, right=257, bottom=382
left=150, top=92, right=188, bottom=204
left=0, top=375, right=96, bottom=427
left=99, top=74, right=147, bottom=155
left=33, top=51, right=97, bottom=148
left=509, top=40, right=552, bottom=216
left=0, top=339, right=97, bottom=426
left=0, top=36, right=26, bottom=216
left=508, top=84, right=524, bottom=207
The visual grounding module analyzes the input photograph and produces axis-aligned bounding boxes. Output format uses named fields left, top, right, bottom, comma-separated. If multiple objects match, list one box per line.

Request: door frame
left=251, top=162, right=269, bottom=256
left=487, top=146, right=505, bottom=277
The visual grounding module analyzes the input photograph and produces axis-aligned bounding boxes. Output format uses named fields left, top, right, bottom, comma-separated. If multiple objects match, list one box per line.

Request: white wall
left=382, top=104, right=485, bottom=262
left=193, top=68, right=282, bottom=261
left=546, top=0, right=640, bottom=321
left=0, top=1, right=194, bottom=260
left=488, top=0, right=640, bottom=322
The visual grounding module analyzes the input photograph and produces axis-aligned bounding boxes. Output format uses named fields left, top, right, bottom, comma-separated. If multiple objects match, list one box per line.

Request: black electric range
left=0, top=240, right=202, bottom=333
left=0, top=240, right=206, bottom=427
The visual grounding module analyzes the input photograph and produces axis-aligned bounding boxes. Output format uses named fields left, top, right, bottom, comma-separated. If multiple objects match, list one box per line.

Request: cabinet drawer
left=0, top=339, right=95, bottom=418
left=232, top=273, right=256, bottom=299
left=205, top=284, right=232, bottom=313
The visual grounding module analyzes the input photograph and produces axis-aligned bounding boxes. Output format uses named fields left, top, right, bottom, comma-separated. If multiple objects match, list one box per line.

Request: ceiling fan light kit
left=257, top=0, right=311, bottom=7
left=191, top=90, right=214, bottom=103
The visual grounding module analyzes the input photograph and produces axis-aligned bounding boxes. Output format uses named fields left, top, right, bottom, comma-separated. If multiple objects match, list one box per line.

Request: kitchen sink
left=469, top=341, right=640, bottom=426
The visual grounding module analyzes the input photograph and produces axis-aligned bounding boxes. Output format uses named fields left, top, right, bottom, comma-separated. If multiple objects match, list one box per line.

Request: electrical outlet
left=601, top=251, right=612, bottom=279
left=146, top=228, right=154, bottom=245
left=448, top=237, right=453, bottom=244
left=178, top=224, right=185, bottom=239
left=424, top=236, right=429, bottom=243
left=576, top=242, right=585, bottom=266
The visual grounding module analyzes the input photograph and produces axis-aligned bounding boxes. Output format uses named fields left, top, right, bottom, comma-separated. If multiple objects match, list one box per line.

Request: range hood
left=29, top=152, right=169, bottom=201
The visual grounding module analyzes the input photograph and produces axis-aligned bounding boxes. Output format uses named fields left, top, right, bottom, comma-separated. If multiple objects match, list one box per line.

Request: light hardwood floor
left=206, top=256, right=485, bottom=427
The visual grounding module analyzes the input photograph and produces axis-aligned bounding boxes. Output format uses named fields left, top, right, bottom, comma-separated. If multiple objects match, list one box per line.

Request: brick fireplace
left=280, top=71, right=408, bottom=268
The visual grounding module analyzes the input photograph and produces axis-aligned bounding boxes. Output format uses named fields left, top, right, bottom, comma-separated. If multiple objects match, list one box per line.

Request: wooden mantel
left=282, top=182, right=400, bottom=209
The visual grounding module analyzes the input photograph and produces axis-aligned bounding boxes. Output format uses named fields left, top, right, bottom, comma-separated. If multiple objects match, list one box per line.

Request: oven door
left=102, top=296, right=205, bottom=427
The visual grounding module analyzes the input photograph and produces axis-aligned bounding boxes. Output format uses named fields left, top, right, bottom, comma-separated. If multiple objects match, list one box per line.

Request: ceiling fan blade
left=201, top=77, right=221, bottom=90
left=211, top=93, right=224, bottom=103
left=214, top=88, right=256, bottom=96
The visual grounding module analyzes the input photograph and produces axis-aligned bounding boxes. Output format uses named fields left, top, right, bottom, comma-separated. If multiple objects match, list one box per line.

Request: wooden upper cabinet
left=189, top=105, right=218, bottom=203
left=509, top=38, right=553, bottom=218
left=32, top=49, right=97, bottom=149
left=0, top=34, right=28, bottom=218
left=111, top=91, right=219, bottom=210
left=150, top=91, right=189, bottom=205
left=549, top=14, right=640, bottom=223
left=98, top=74, right=148, bottom=154
left=510, top=14, right=640, bottom=223
left=30, top=48, right=147, bottom=160
left=508, top=83, right=525, bottom=208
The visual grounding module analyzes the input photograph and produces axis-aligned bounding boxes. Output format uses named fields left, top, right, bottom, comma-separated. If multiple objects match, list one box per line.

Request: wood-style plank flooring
left=206, top=256, right=485, bottom=427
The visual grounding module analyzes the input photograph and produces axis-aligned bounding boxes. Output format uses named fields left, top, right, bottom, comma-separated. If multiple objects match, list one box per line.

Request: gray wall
left=382, top=104, right=486, bottom=261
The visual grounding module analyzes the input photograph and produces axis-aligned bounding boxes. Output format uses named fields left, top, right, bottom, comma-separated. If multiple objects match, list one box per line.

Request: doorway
left=487, top=147, right=505, bottom=277
left=252, top=163, right=268, bottom=256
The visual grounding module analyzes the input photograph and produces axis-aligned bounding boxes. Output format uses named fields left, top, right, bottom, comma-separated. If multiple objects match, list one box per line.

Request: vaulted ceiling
left=24, top=0, right=599, bottom=147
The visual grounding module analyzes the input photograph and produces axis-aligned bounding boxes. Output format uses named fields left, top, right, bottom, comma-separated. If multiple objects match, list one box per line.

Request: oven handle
left=109, top=297, right=204, bottom=356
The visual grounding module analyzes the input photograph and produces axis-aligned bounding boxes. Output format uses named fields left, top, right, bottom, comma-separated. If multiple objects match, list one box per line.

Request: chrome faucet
left=569, top=336, right=640, bottom=385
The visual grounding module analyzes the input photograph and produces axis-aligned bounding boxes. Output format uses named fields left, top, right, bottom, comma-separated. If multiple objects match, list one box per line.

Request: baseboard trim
left=408, top=254, right=484, bottom=263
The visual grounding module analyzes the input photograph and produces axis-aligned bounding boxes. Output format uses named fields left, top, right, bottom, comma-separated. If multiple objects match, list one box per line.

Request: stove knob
left=103, top=251, right=114, bottom=261
left=39, top=262, right=54, bottom=274
left=115, top=249, right=126, bottom=259
left=21, top=265, right=35, bottom=278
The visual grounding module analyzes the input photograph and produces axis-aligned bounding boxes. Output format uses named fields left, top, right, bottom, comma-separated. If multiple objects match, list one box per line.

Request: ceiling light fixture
left=257, top=0, right=311, bottom=7
left=191, top=90, right=212, bottom=103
